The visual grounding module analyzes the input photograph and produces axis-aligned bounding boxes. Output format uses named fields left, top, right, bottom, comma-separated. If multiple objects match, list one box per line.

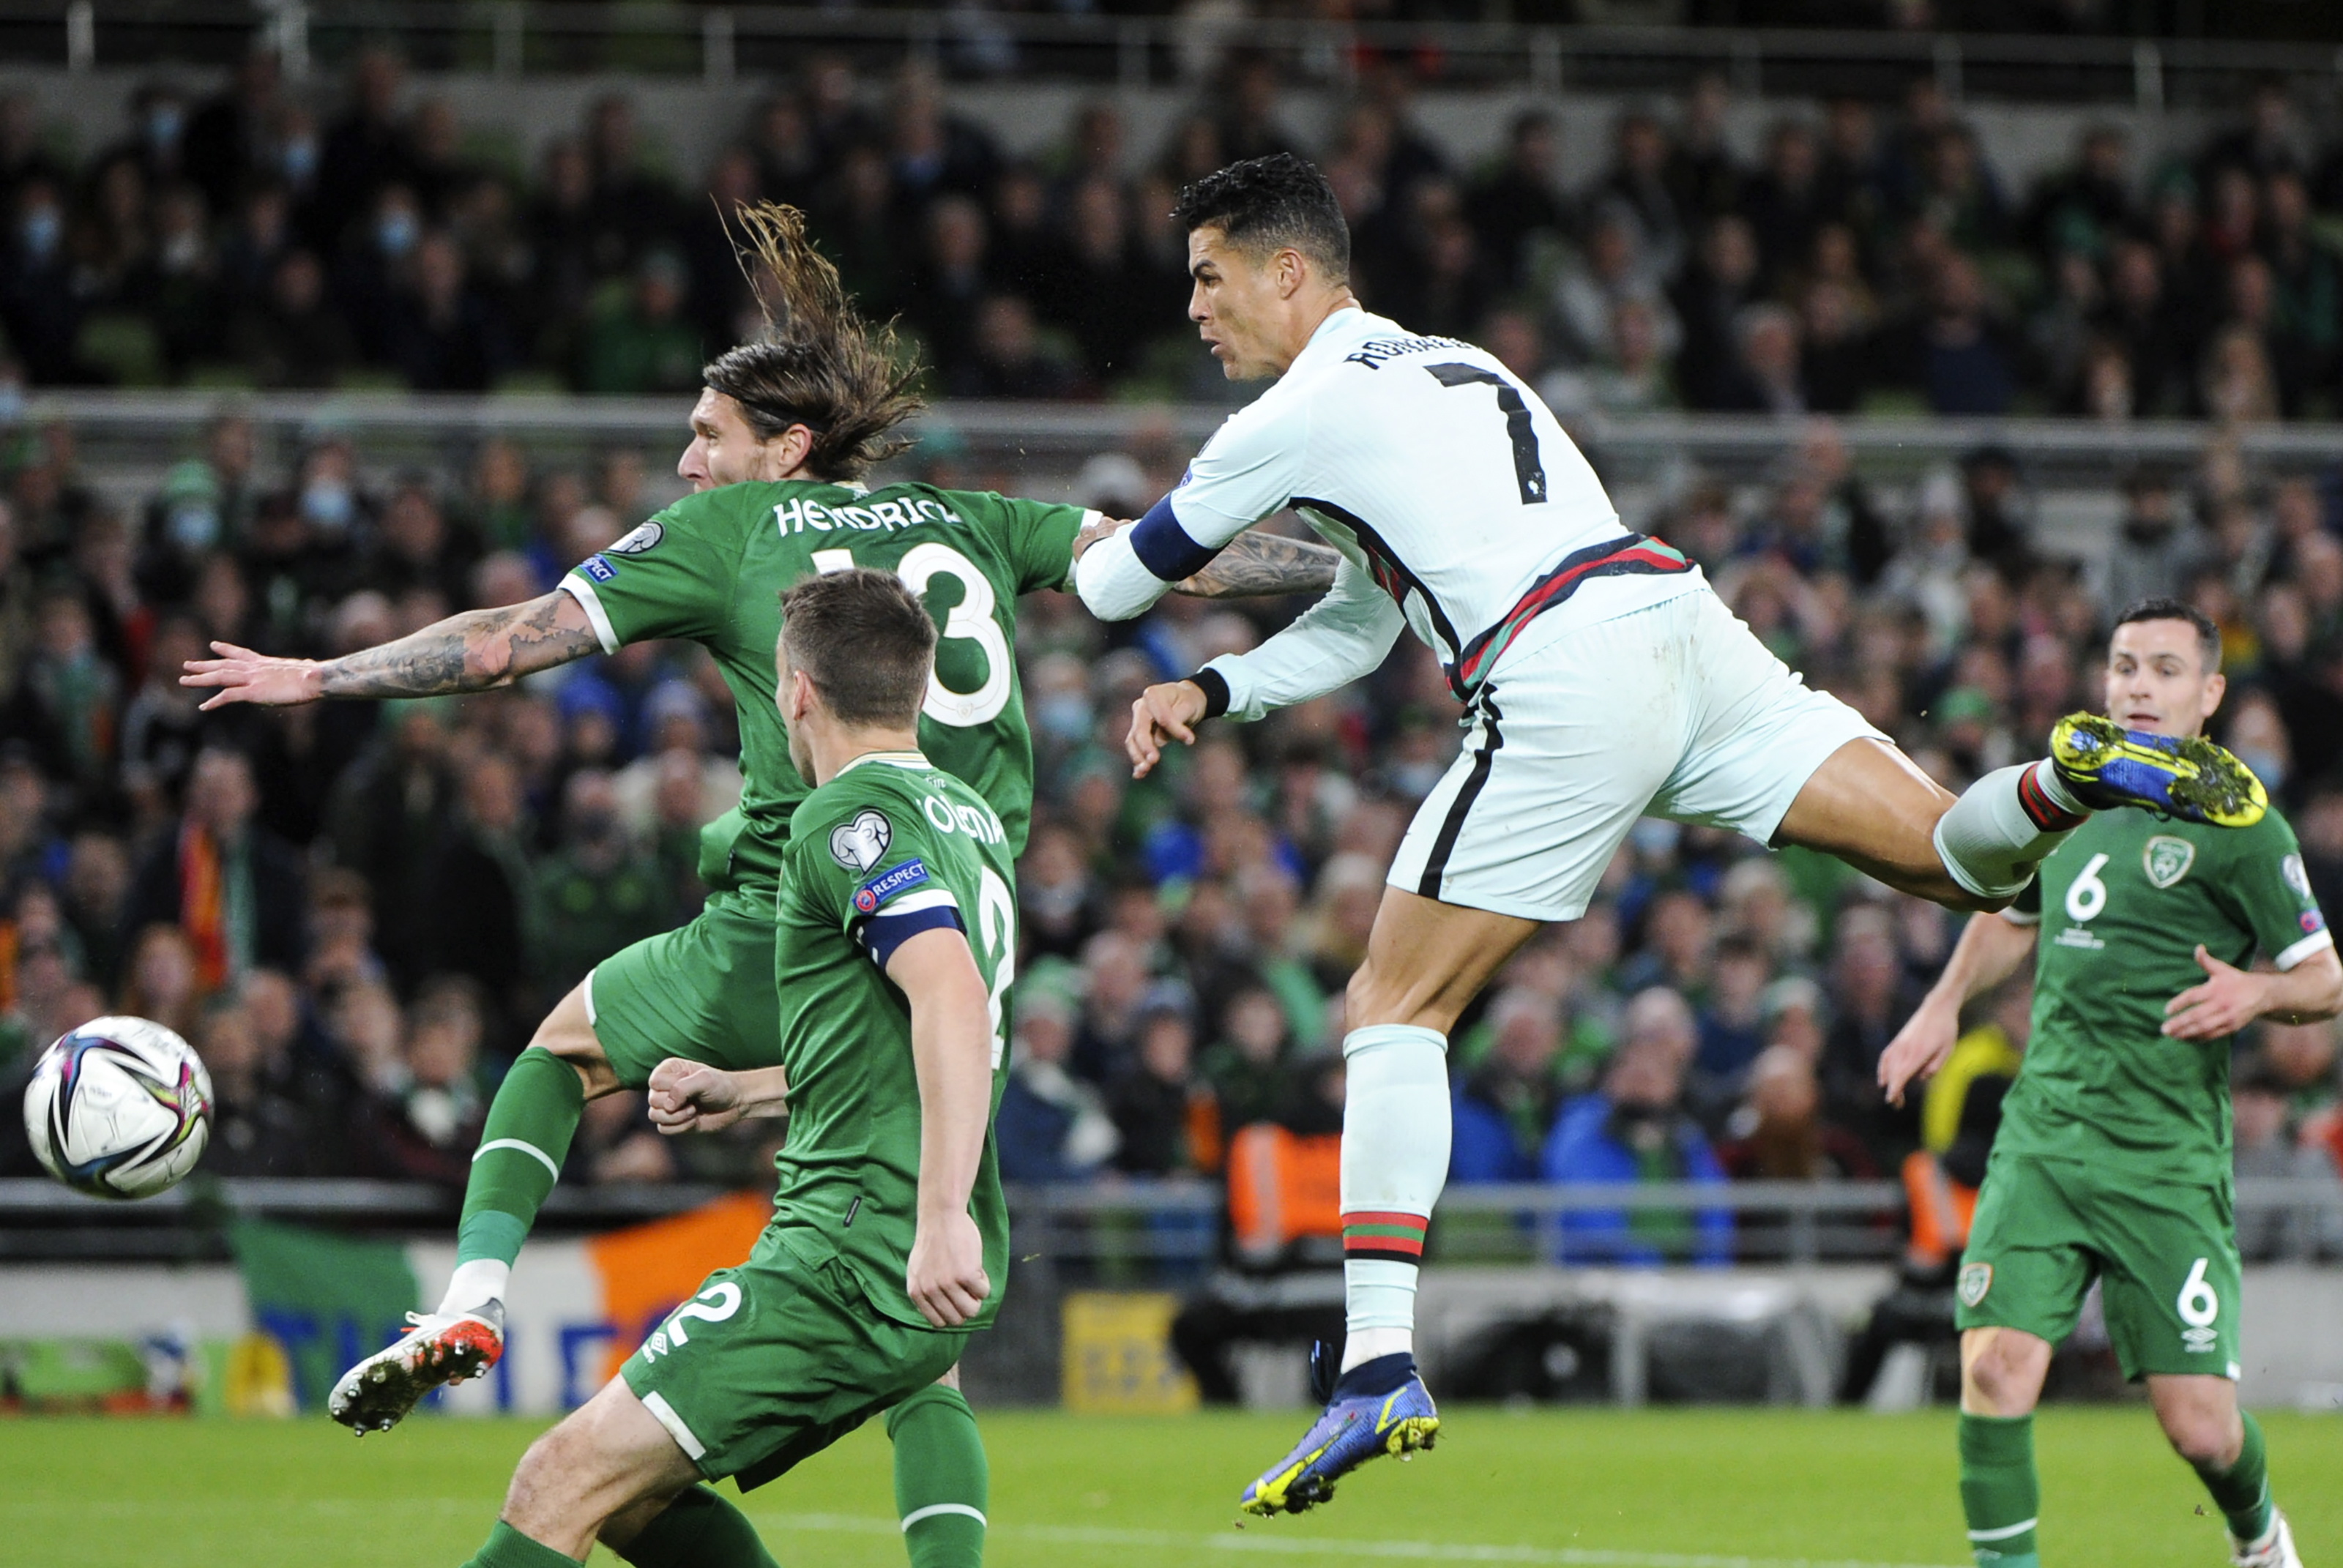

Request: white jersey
left=1075, top=306, right=1701, bottom=718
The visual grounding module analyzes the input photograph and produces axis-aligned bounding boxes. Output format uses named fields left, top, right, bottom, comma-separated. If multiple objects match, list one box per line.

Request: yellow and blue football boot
left=2049, top=713, right=2266, bottom=828
left=1239, top=1347, right=1439, bottom=1517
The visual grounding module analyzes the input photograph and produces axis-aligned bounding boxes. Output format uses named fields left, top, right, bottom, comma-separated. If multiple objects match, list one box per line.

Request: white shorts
left=1386, top=586, right=1885, bottom=922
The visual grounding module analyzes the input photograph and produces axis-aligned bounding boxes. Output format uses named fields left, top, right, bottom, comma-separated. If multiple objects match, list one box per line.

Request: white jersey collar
left=837, top=749, right=930, bottom=777
left=1285, top=305, right=1407, bottom=378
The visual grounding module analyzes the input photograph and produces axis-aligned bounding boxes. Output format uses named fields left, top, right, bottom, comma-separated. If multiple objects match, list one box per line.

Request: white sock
left=1337, top=1023, right=1449, bottom=1373
left=1932, top=761, right=2085, bottom=901
left=436, top=1258, right=510, bottom=1318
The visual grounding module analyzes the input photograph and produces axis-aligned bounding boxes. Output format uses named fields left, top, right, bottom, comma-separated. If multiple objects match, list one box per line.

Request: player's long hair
left=703, top=201, right=923, bottom=482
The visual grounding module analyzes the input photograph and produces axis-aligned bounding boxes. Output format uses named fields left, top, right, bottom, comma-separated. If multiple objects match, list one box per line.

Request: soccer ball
left=23, top=1016, right=213, bottom=1200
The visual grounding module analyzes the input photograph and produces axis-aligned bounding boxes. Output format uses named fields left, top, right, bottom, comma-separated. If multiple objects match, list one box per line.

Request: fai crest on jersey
left=829, top=809, right=893, bottom=873
left=1958, top=1261, right=1994, bottom=1308
left=608, top=520, right=665, bottom=556
left=2284, top=854, right=2312, bottom=897
left=2143, top=835, right=2196, bottom=889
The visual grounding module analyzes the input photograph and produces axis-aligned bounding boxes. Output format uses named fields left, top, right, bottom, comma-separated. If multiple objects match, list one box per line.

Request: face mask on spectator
left=302, top=479, right=355, bottom=534
left=167, top=501, right=220, bottom=552
left=1389, top=757, right=1448, bottom=800
left=1630, top=816, right=1681, bottom=858
left=2235, top=747, right=2284, bottom=796
left=571, top=807, right=621, bottom=845
left=1035, top=692, right=1090, bottom=742
left=147, top=104, right=183, bottom=150
left=283, top=137, right=317, bottom=184
left=376, top=209, right=418, bottom=258
left=19, top=207, right=59, bottom=260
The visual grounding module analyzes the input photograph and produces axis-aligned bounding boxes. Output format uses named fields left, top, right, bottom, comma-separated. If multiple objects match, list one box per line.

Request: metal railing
left=7, top=1, right=2342, bottom=108
left=7, top=1174, right=2339, bottom=1268
left=23, top=392, right=2343, bottom=502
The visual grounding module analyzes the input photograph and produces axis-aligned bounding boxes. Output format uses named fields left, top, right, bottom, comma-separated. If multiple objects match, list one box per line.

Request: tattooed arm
left=1179, top=528, right=1342, bottom=599
left=182, top=590, right=603, bottom=709
left=1071, top=515, right=1339, bottom=600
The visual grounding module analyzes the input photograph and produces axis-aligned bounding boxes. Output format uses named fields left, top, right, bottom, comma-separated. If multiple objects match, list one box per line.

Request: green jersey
left=767, top=753, right=1018, bottom=1332
left=559, top=482, right=1089, bottom=889
left=2001, top=804, right=2331, bottom=1184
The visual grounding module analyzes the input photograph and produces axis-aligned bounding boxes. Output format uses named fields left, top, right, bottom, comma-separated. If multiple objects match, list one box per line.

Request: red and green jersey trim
left=1342, top=1209, right=1428, bottom=1264
left=1450, top=534, right=1691, bottom=697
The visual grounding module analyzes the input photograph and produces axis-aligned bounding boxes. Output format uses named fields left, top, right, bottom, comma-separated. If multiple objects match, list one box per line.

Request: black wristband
left=1188, top=667, right=1232, bottom=720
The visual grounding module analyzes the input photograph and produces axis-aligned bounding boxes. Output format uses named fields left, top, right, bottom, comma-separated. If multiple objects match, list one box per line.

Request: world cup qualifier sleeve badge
left=830, top=809, right=893, bottom=873
left=1958, top=1261, right=1994, bottom=1308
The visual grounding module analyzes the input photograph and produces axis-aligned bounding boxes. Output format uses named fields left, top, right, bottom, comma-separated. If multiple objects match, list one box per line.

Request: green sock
left=463, top=1521, right=581, bottom=1568
left=1959, top=1413, right=2041, bottom=1567
left=889, top=1384, right=988, bottom=1568
left=456, top=1048, right=586, bottom=1271
left=612, top=1484, right=780, bottom=1568
left=2191, top=1410, right=2274, bottom=1545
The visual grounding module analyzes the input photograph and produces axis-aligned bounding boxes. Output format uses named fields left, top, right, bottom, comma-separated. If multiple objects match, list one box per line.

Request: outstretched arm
left=182, top=589, right=602, bottom=708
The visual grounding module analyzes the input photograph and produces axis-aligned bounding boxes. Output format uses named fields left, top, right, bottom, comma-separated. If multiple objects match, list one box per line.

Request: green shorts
left=619, top=1227, right=963, bottom=1489
left=586, top=886, right=781, bottom=1088
left=1956, top=1150, right=2241, bottom=1381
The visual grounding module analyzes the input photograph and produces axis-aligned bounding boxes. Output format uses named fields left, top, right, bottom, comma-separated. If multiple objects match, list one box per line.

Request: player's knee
left=507, top=1426, right=591, bottom=1523
left=529, top=990, right=618, bottom=1096
left=1962, top=1337, right=2044, bottom=1414
left=2160, top=1408, right=2239, bottom=1468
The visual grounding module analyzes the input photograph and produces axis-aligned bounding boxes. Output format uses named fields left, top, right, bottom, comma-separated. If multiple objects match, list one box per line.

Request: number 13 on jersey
left=811, top=546, right=1010, bottom=726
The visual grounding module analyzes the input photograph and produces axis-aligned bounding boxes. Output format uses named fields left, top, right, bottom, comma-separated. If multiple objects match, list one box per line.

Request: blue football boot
left=1239, top=1346, right=1439, bottom=1517
left=2049, top=712, right=2266, bottom=828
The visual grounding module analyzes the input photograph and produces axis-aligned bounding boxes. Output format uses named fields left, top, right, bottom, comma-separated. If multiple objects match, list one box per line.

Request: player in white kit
left=1072, top=155, right=2268, bottom=1516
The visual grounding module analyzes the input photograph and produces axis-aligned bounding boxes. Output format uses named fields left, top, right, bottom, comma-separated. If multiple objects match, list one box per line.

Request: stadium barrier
left=28, top=394, right=2343, bottom=565
left=2, top=0, right=2331, bottom=110
left=4, top=1177, right=2338, bottom=1414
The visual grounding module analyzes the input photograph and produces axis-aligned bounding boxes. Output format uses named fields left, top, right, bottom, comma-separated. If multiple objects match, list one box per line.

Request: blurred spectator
left=195, top=990, right=316, bottom=1176
left=947, top=295, right=1081, bottom=400
left=997, top=985, right=1118, bottom=1182
left=1820, top=906, right=1921, bottom=1165
left=358, top=974, right=486, bottom=1184
left=531, top=770, right=666, bottom=1012
left=1450, top=988, right=1564, bottom=1184
left=420, top=749, right=534, bottom=1042
left=122, top=746, right=307, bottom=988
left=2101, top=466, right=2208, bottom=620
left=1541, top=990, right=1733, bottom=1266
left=1107, top=987, right=1210, bottom=1176
left=1716, top=1046, right=1877, bottom=1183
left=1466, top=111, right=1570, bottom=294
left=387, top=231, right=512, bottom=392
left=576, top=252, right=701, bottom=396
left=2232, top=1052, right=2343, bottom=1260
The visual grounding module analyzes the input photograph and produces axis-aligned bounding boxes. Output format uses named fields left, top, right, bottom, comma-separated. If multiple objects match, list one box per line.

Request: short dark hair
left=780, top=567, right=936, bottom=728
left=1170, top=154, right=1350, bottom=282
left=2112, top=596, right=2222, bottom=673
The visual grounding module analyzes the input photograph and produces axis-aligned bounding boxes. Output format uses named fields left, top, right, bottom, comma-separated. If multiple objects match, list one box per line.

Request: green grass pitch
left=2, top=1407, right=2336, bottom=1567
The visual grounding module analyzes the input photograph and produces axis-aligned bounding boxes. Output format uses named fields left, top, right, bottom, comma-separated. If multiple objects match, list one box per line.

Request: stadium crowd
left=15, top=46, right=2343, bottom=419
left=0, top=390, right=2341, bottom=1262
